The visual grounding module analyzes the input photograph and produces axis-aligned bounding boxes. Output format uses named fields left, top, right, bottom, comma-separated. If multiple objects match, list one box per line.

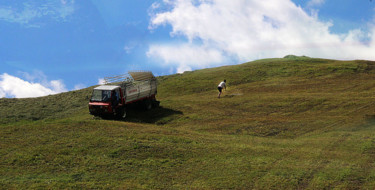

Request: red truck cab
left=89, top=85, right=126, bottom=118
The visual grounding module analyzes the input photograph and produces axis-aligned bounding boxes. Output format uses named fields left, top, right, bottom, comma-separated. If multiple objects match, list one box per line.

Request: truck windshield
left=91, top=90, right=111, bottom=102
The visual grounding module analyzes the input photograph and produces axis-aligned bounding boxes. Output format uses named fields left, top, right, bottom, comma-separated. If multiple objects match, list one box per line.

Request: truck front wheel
left=117, top=107, right=126, bottom=119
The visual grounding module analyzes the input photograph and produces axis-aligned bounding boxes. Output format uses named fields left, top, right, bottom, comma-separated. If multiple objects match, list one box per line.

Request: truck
left=89, top=71, right=158, bottom=119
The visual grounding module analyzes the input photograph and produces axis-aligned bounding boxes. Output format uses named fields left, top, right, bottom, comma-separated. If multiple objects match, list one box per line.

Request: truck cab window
left=91, top=90, right=111, bottom=102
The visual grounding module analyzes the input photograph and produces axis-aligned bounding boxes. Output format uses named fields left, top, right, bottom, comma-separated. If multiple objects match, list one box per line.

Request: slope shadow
left=124, top=106, right=183, bottom=124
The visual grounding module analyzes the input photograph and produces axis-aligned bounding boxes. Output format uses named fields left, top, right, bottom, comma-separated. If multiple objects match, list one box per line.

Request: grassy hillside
left=0, top=87, right=94, bottom=124
left=2, top=56, right=375, bottom=189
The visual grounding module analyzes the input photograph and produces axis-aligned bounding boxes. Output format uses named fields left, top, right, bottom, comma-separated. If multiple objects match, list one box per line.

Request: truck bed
left=122, top=80, right=157, bottom=103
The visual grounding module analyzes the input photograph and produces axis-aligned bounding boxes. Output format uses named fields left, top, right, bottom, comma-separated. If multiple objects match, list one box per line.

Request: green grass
left=2, top=56, right=375, bottom=189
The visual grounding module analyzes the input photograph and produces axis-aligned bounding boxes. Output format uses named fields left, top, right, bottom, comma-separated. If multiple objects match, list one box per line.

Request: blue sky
left=1, top=0, right=375, bottom=98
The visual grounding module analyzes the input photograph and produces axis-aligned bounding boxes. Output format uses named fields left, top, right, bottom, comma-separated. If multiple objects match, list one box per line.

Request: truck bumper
left=89, top=105, right=112, bottom=116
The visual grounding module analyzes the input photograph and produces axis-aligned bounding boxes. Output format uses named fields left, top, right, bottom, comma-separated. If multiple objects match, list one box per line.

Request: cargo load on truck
left=89, top=71, right=159, bottom=119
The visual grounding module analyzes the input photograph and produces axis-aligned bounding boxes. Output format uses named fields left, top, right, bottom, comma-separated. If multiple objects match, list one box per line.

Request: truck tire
left=117, top=107, right=126, bottom=119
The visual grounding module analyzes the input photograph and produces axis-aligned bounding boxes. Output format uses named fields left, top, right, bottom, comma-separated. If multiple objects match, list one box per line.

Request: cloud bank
left=148, top=0, right=375, bottom=73
left=0, top=72, right=67, bottom=98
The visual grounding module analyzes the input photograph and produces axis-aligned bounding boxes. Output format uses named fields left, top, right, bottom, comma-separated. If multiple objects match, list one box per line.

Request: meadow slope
left=2, top=56, right=375, bottom=189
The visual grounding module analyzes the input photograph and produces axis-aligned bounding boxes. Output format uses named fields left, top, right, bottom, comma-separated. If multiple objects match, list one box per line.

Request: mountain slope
left=2, top=56, right=375, bottom=189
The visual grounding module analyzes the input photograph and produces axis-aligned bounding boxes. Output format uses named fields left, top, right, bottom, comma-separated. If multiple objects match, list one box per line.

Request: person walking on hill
left=217, top=79, right=226, bottom=98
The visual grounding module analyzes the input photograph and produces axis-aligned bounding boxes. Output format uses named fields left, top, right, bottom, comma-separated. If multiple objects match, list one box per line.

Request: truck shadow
left=124, top=106, right=183, bottom=124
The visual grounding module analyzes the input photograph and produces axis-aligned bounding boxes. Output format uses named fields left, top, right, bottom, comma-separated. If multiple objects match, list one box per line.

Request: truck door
left=115, top=89, right=120, bottom=105
left=112, top=89, right=120, bottom=107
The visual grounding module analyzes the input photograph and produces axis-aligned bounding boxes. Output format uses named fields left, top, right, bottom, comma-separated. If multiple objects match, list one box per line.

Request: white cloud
left=0, top=1, right=75, bottom=27
left=0, top=73, right=67, bottom=98
left=50, top=80, right=67, bottom=92
left=98, top=78, right=106, bottom=85
left=0, top=89, right=5, bottom=98
left=124, top=46, right=132, bottom=54
left=147, top=43, right=226, bottom=73
left=124, top=45, right=135, bottom=54
left=73, top=84, right=86, bottom=90
left=18, top=70, right=67, bottom=92
left=148, top=0, right=375, bottom=72
left=18, top=70, right=48, bottom=83
left=307, top=0, right=325, bottom=7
